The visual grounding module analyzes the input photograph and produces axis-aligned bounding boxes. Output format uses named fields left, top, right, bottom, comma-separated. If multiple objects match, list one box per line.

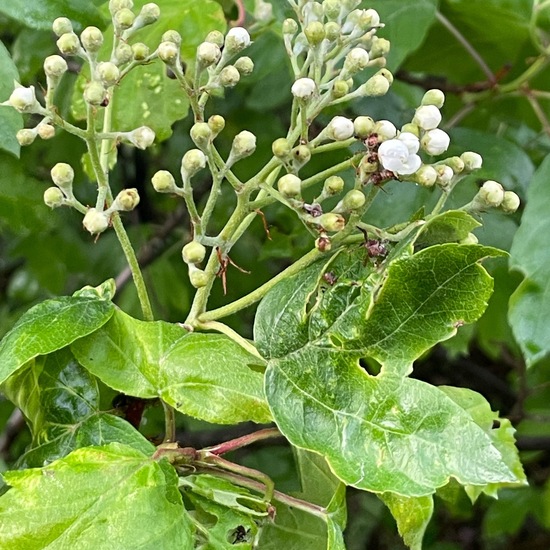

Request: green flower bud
left=83, top=81, right=107, bottom=106
left=323, top=0, right=341, bottom=20
left=190, top=122, right=211, bottom=149
left=318, top=213, right=346, bottom=232
left=162, top=30, right=182, bottom=45
left=231, top=130, right=256, bottom=158
left=181, top=149, right=207, bottom=179
left=132, top=42, right=150, bottom=60
left=158, top=41, right=179, bottom=65
left=44, top=187, right=64, bottom=208
left=344, top=48, right=370, bottom=74
left=293, top=144, right=311, bottom=167
left=361, top=74, right=390, bottom=97
left=278, top=174, right=301, bottom=197
left=151, top=170, right=176, bottom=193
left=109, top=0, right=133, bottom=14
left=127, top=126, right=155, bottom=149
left=445, top=156, right=465, bottom=174
left=324, top=21, right=341, bottom=41
left=114, top=43, right=133, bottom=64
left=189, top=268, right=209, bottom=288
left=83, top=208, right=110, bottom=234
left=137, top=3, right=160, bottom=25
left=56, top=32, right=81, bottom=56
left=272, top=138, right=291, bottom=158
left=16, top=129, right=37, bottom=146
left=225, top=27, right=251, bottom=54
left=342, top=189, right=365, bottom=210
left=353, top=116, right=374, bottom=139
left=369, top=36, right=390, bottom=59
left=182, top=241, right=206, bottom=264
left=52, top=17, right=73, bottom=37
left=234, top=56, right=254, bottom=75
left=114, top=8, right=135, bottom=30
left=376, top=68, right=393, bottom=85
left=282, top=18, right=298, bottom=35
left=96, top=62, right=120, bottom=87
left=80, top=26, right=104, bottom=53
left=112, top=188, right=140, bottom=211
left=477, top=180, right=505, bottom=208
left=219, top=65, right=240, bottom=87
left=359, top=156, right=378, bottom=175
left=196, top=41, right=221, bottom=67
left=414, top=165, right=437, bottom=187
left=304, top=21, right=326, bottom=45
left=51, top=163, right=74, bottom=190
left=435, top=165, right=453, bottom=187
left=461, top=151, right=483, bottom=171
left=205, top=30, right=224, bottom=47
left=401, top=123, right=420, bottom=137
left=501, top=191, right=520, bottom=213
left=208, top=115, right=225, bottom=137
left=44, top=55, right=68, bottom=78
left=37, top=123, right=55, bottom=140
left=332, top=80, right=349, bottom=99
left=324, top=175, right=344, bottom=195
left=421, top=88, right=445, bottom=109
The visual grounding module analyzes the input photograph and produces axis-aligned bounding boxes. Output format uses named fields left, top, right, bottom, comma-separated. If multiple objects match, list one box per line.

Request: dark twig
left=0, top=408, right=25, bottom=461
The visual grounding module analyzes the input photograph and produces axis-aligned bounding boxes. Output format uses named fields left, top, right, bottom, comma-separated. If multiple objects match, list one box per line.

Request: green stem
left=196, top=320, right=264, bottom=360
left=202, top=428, right=281, bottom=455
left=162, top=400, right=176, bottom=443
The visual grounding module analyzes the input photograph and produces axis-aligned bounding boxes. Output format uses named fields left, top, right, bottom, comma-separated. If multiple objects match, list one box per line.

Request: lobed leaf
left=72, top=309, right=271, bottom=424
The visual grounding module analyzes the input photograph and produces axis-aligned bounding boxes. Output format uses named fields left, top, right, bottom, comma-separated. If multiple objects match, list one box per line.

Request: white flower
left=413, top=105, right=441, bottom=130
left=478, top=180, right=504, bottom=207
left=397, top=132, right=420, bottom=154
left=378, top=136, right=422, bottom=176
left=344, top=48, right=369, bottom=74
left=4, top=84, right=40, bottom=113
left=127, top=126, right=156, bottom=149
left=365, top=8, right=381, bottom=27
left=291, top=77, right=316, bottom=99
left=374, top=119, right=397, bottom=141
left=225, top=27, right=251, bottom=53
left=421, top=128, right=450, bottom=156
left=461, top=151, right=483, bottom=171
left=327, top=116, right=354, bottom=141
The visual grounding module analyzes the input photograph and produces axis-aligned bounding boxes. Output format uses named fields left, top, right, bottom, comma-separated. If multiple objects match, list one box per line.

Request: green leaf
left=414, top=210, right=481, bottom=250
left=0, top=443, right=193, bottom=549
left=0, top=295, right=115, bottom=385
left=72, top=309, right=271, bottom=424
left=2, top=348, right=153, bottom=467
left=379, top=493, right=433, bottom=550
left=509, top=156, right=550, bottom=367
left=0, top=0, right=105, bottom=30
left=0, top=41, right=22, bottom=157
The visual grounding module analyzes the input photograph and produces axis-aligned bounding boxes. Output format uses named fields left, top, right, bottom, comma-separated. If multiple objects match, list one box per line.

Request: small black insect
left=358, top=227, right=389, bottom=262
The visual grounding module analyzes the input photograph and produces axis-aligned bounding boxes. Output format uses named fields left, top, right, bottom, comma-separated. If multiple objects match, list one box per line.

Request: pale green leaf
left=72, top=309, right=271, bottom=424
left=0, top=41, right=22, bottom=157
left=0, top=296, right=115, bottom=385
left=0, top=443, right=193, bottom=550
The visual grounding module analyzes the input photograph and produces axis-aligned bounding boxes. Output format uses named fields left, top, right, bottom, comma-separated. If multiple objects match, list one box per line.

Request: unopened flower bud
left=293, top=144, right=311, bottom=166
left=283, top=18, right=298, bottom=35
left=5, top=84, right=40, bottom=113
left=362, top=74, right=390, bottom=96
left=151, top=170, right=176, bottom=193
left=478, top=180, right=505, bottom=208
left=162, top=30, right=182, bottom=45
left=127, top=126, right=155, bottom=149
left=344, top=48, right=370, bottom=74
left=189, top=268, right=208, bottom=288
left=401, top=123, right=420, bottom=137
left=353, top=116, right=374, bottom=139
left=421, top=89, right=445, bottom=109
left=182, top=241, right=206, bottom=264
left=83, top=81, right=107, bottom=106
left=324, top=176, right=344, bottom=195
left=181, top=149, right=207, bottom=179
left=196, top=41, right=221, bottom=67
left=436, top=165, right=454, bottom=186
left=137, top=3, right=160, bottom=25
left=132, top=42, right=150, bottom=60
left=278, top=174, right=301, bottom=197
left=501, top=191, right=520, bottom=213
left=96, top=62, right=120, bottom=87
left=234, top=56, right=254, bottom=75
left=323, top=0, right=340, bottom=19
left=414, top=165, right=437, bottom=187
left=190, top=122, right=211, bottom=149
left=158, top=41, right=179, bottom=65
left=81, top=26, right=104, bottom=53
left=220, top=65, right=240, bottom=87
left=205, top=30, right=224, bottom=47
left=326, top=116, right=355, bottom=141
left=445, top=156, right=465, bottom=174
left=318, top=213, right=346, bottom=232
left=44, top=187, right=64, bottom=208
left=271, top=138, right=291, bottom=158
left=208, top=115, right=225, bottom=138
left=291, top=77, right=316, bottom=100
left=44, top=55, right=68, bottom=78
left=225, top=27, right=251, bottom=54
left=304, top=21, right=325, bottom=45
left=413, top=105, right=441, bottom=130
left=37, top=124, right=55, bottom=140
left=50, top=163, right=75, bottom=191
left=56, top=32, right=81, bottom=55
left=364, top=8, right=381, bottom=27
left=421, top=128, right=450, bottom=156
left=52, top=17, right=73, bottom=36
left=373, top=120, right=397, bottom=141
left=114, top=43, right=133, bottom=64
left=461, top=151, right=483, bottom=171
left=332, top=80, right=349, bottom=98
left=109, top=0, right=133, bottom=14
left=16, top=129, right=36, bottom=146
left=315, top=235, right=331, bottom=252
left=369, top=36, right=390, bottom=59
left=324, top=21, right=341, bottom=41
left=113, top=188, right=140, bottom=211
left=360, top=156, right=378, bottom=174
left=255, top=0, right=272, bottom=21
left=342, top=189, right=366, bottom=210
left=83, top=208, right=110, bottom=234
left=114, top=8, right=135, bottom=30
left=231, top=130, right=256, bottom=158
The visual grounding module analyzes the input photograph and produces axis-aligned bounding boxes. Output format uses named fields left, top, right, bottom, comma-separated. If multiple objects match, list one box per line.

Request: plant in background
left=0, top=0, right=533, bottom=548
